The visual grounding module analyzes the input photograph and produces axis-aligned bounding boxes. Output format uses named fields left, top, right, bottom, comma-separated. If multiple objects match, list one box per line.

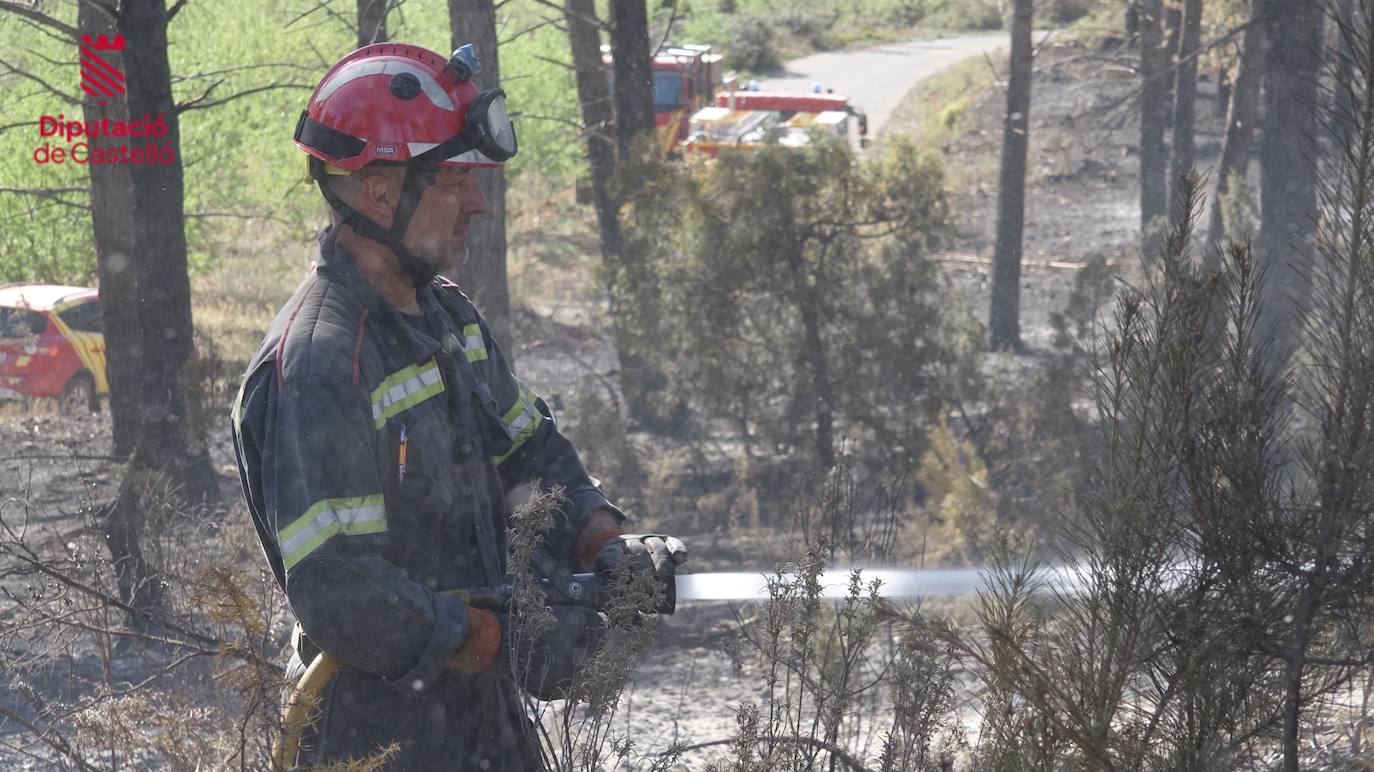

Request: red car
left=0, top=284, right=107, bottom=412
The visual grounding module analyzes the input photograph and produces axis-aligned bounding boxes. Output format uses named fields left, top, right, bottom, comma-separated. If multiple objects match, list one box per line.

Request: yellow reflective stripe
left=494, top=384, right=544, bottom=464
left=231, top=378, right=248, bottom=429
left=278, top=495, right=386, bottom=571
left=46, top=309, right=107, bottom=392
left=371, top=358, right=445, bottom=429
left=462, top=323, right=488, bottom=363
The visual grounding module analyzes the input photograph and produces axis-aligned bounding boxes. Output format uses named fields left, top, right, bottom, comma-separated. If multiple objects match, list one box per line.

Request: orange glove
left=450, top=607, right=502, bottom=673
left=575, top=528, right=625, bottom=571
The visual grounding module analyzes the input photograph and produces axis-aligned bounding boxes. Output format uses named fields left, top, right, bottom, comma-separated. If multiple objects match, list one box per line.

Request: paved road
left=759, top=33, right=1039, bottom=139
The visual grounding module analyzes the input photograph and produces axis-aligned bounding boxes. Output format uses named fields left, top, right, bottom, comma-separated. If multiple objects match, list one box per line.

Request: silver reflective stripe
left=278, top=495, right=386, bottom=571
left=316, top=60, right=455, bottom=111
left=494, top=384, right=543, bottom=464
left=406, top=143, right=501, bottom=165
left=371, top=359, right=444, bottom=429
left=462, top=323, right=487, bottom=363
left=231, top=377, right=248, bottom=429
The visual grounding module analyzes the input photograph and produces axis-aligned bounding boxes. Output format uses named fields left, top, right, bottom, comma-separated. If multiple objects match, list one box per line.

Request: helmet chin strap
left=312, top=158, right=441, bottom=287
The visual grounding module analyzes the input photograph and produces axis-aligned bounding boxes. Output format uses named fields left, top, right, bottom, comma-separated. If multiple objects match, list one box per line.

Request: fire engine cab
left=604, top=43, right=730, bottom=155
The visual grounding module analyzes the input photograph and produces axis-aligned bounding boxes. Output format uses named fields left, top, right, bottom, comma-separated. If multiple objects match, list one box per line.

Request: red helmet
left=294, top=42, right=516, bottom=172
left=294, top=43, right=516, bottom=285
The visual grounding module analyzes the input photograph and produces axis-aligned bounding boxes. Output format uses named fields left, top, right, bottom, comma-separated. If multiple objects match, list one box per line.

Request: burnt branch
left=176, top=80, right=312, bottom=114
left=0, top=1, right=78, bottom=38
left=0, top=186, right=92, bottom=213
left=0, top=58, right=74, bottom=103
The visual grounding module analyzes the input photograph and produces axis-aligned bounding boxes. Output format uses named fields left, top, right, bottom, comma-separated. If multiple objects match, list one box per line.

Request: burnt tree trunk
left=609, top=0, right=656, bottom=161
left=449, top=0, right=513, bottom=358
left=1216, top=64, right=1230, bottom=119
left=1138, top=0, right=1170, bottom=259
left=565, top=0, right=623, bottom=271
left=1163, top=4, right=1182, bottom=131
left=607, top=0, right=663, bottom=421
left=117, top=0, right=218, bottom=502
left=1205, top=3, right=1266, bottom=258
left=79, top=2, right=160, bottom=617
left=989, top=0, right=1034, bottom=351
left=1168, top=0, right=1202, bottom=220
left=1257, top=0, right=1322, bottom=360
left=784, top=238, right=835, bottom=469
left=357, top=0, right=388, bottom=46
left=78, top=1, right=141, bottom=460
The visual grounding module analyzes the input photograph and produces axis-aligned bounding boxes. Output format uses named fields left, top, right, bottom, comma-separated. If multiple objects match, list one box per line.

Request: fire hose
left=271, top=556, right=1061, bottom=767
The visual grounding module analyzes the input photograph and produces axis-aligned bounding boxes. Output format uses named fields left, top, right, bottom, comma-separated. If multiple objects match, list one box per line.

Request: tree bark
left=1138, top=0, right=1170, bottom=259
left=563, top=0, right=629, bottom=420
left=989, top=0, right=1034, bottom=351
left=449, top=0, right=513, bottom=359
left=1257, top=0, right=1322, bottom=360
left=98, top=474, right=163, bottom=618
left=117, top=0, right=218, bottom=503
left=357, top=0, right=388, bottom=46
left=1168, top=0, right=1202, bottom=220
left=1205, top=3, right=1266, bottom=259
left=607, top=0, right=664, bottom=421
left=788, top=247, right=835, bottom=469
left=78, top=1, right=141, bottom=460
left=1163, top=4, right=1182, bottom=131
left=609, top=0, right=656, bottom=161
left=565, top=0, right=623, bottom=268
left=1216, top=63, right=1230, bottom=120
left=78, top=3, right=160, bottom=619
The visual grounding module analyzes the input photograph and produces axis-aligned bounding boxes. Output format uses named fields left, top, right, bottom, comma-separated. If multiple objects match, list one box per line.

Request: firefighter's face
left=401, top=166, right=488, bottom=275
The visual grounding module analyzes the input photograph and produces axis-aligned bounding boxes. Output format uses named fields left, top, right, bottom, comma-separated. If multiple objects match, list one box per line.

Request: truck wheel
left=60, top=372, right=98, bottom=415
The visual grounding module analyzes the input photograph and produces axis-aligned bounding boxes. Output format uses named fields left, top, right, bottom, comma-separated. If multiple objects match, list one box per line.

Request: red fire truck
left=682, top=90, right=870, bottom=158
left=604, top=43, right=730, bottom=155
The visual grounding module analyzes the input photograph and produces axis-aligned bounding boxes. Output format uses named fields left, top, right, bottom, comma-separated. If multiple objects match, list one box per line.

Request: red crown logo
left=81, top=33, right=126, bottom=51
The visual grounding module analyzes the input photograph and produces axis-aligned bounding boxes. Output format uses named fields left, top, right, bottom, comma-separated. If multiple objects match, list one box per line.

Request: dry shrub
left=0, top=474, right=289, bottom=769
left=505, top=482, right=676, bottom=772
left=701, top=462, right=967, bottom=772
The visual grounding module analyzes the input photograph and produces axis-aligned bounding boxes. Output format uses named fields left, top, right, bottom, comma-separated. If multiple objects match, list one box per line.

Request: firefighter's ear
left=354, top=168, right=401, bottom=225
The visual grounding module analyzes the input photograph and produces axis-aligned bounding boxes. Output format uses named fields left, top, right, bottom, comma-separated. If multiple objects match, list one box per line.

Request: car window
left=58, top=300, right=103, bottom=333
left=0, top=307, right=47, bottom=338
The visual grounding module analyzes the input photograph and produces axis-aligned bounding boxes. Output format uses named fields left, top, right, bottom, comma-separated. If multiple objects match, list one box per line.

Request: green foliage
left=1039, top=0, right=1096, bottom=25
left=724, top=14, right=781, bottom=73
left=616, top=138, right=950, bottom=477
left=909, top=0, right=1006, bottom=31
left=937, top=96, right=967, bottom=130
left=881, top=54, right=995, bottom=160
left=561, top=374, right=649, bottom=515
left=673, top=0, right=1001, bottom=71
left=904, top=414, right=999, bottom=565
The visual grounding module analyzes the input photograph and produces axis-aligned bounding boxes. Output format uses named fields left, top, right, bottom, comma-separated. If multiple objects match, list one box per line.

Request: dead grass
left=192, top=218, right=315, bottom=372
left=877, top=53, right=1002, bottom=193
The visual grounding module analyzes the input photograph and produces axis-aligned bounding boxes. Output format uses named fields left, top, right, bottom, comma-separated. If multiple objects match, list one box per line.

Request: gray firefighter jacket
left=231, top=229, right=619, bottom=768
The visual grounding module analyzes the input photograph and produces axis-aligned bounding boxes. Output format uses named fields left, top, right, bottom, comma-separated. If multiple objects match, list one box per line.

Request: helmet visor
left=409, top=88, right=517, bottom=167
left=481, top=93, right=516, bottom=159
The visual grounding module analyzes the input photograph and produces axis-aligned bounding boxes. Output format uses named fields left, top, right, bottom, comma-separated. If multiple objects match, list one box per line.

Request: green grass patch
left=876, top=50, right=1004, bottom=196
left=881, top=54, right=997, bottom=153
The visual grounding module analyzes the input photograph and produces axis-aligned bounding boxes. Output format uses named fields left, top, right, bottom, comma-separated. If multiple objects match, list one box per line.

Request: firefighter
left=231, top=42, right=681, bottom=768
